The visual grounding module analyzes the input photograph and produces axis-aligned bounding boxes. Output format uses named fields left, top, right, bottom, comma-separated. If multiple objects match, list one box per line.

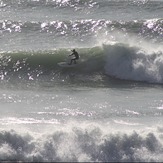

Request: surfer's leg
left=69, top=59, right=72, bottom=65
left=71, top=59, right=76, bottom=64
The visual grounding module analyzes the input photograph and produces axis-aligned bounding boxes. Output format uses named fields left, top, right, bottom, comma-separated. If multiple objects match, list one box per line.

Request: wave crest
left=104, top=43, right=163, bottom=83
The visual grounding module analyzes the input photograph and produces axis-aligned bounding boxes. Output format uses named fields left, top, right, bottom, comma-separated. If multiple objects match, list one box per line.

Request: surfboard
left=58, top=62, right=77, bottom=67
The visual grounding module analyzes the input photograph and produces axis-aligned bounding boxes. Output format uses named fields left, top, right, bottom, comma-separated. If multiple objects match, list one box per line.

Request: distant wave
left=0, top=125, right=163, bottom=162
left=0, top=0, right=97, bottom=9
left=0, top=19, right=162, bottom=43
left=1, top=0, right=163, bottom=10
left=0, top=42, right=163, bottom=84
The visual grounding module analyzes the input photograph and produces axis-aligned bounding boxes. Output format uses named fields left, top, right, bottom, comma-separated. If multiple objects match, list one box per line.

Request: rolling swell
left=0, top=19, right=162, bottom=40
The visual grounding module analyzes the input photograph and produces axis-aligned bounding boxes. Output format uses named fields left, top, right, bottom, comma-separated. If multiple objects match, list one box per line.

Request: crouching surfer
left=69, top=49, right=79, bottom=65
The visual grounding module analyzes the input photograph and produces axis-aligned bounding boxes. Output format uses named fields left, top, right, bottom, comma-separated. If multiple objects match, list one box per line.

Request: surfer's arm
left=69, top=53, right=74, bottom=56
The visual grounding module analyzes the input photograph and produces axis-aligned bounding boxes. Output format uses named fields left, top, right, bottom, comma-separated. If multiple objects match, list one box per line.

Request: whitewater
left=0, top=0, right=163, bottom=162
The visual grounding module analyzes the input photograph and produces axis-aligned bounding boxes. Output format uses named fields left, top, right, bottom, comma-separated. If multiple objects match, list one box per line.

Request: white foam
left=0, top=123, right=162, bottom=162
left=104, top=42, right=163, bottom=83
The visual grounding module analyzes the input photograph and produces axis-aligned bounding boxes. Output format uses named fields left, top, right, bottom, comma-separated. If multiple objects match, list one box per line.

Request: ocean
left=0, top=0, right=163, bottom=162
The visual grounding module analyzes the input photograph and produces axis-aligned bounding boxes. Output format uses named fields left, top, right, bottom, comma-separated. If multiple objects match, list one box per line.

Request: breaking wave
left=0, top=124, right=163, bottom=162
left=104, top=43, right=163, bottom=83
left=0, top=41, right=163, bottom=84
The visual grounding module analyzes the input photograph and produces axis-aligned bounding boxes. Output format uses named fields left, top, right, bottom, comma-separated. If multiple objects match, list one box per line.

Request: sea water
left=0, top=0, right=163, bottom=162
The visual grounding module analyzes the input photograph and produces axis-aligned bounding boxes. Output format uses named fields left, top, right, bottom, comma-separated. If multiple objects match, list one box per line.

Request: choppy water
left=0, top=0, right=163, bottom=162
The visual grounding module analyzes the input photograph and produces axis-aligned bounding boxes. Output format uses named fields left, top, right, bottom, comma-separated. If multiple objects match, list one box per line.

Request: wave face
left=0, top=126, right=163, bottom=162
left=0, top=48, right=104, bottom=84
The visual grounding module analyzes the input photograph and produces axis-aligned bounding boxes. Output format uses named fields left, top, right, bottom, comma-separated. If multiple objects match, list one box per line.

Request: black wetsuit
left=69, top=51, right=79, bottom=64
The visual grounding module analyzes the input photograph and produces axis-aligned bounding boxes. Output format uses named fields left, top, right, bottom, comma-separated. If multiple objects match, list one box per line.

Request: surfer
left=69, top=49, right=79, bottom=65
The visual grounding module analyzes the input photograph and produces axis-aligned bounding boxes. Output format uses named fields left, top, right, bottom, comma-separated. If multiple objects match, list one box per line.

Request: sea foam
left=104, top=42, right=163, bottom=83
left=0, top=124, right=163, bottom=162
